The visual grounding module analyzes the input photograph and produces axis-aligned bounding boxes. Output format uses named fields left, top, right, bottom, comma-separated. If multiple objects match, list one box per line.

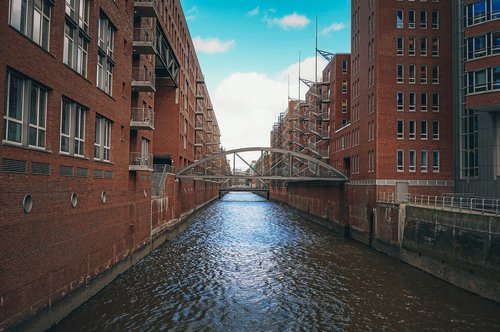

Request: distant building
left=452, top=0, right=500, bottom=197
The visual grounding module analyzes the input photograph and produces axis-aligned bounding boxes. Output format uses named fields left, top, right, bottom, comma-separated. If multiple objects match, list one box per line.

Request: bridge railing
left=377, top=192, right=500, bottom=215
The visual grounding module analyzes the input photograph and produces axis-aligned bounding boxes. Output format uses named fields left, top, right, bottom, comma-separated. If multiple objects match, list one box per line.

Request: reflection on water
left=51, top=192, right=500, bottom=331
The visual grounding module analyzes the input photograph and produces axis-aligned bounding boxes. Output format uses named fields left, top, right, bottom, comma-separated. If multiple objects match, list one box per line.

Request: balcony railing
left=134, top=0, right=159, bottom=17
left=133, top=27, right=156, bottom=54
left=132, top=67, right=155, bottom=92
left=129, top=152, right=153, bottom=171
left=131, top=108, right=154, bottom=130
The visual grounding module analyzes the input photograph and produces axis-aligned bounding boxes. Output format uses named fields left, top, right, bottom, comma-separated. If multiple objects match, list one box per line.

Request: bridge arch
left=176, top=147, right=348, bottom=183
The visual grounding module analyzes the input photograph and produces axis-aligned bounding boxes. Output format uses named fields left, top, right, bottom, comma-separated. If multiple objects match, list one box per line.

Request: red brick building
left=0, top=0, right=222, bottom=329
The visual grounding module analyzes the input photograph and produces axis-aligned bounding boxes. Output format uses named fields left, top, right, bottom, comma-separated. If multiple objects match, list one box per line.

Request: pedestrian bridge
left=175, top=147, right=348, bottom=186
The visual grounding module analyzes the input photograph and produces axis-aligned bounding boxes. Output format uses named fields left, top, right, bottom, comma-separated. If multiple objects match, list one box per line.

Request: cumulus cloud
left=266, top=12, right=310, bottom=30
left=212, top=56, right=328, bottom=166
left=247, top=6, right=260, bottom=17
left=320, top=22, right=346, bottom=35
left=193, top=36, right=235, bottom=54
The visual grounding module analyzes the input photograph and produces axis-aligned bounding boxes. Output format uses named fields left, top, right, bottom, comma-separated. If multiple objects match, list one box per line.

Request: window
left=397, top=120, right=404, bottom=139
left=97, top=13, right=115, bottom=95
left=397, top=92, right=404, bottom=111
left=397, top=36, right=404, bottom=55
left=397, top=10, right=404, bottom=28
left=409, top=10, right=415, bottom=28
left=342, top=80, right=348, bottom=93
left=342, top=99, right=348, bottom=113
left=61, top=99, right=86, bottom=157
left=420, top=65, right=428, bottom=84
left=420, top=37, right=428, bottom=56
left=432, top=92, right=439, bottom=111
left=64, top=0, right=89, bottom=76
left=432, top=120, right=440, bottom=140
left=431, top=10, right=439, bottom=29
left=421, top=92, right=428, bottom=112
left=409, top=64, right=416, bottom=84
left=432, top=65, right=439, bottom=84
left=3, top=71, right=47, bottom=148
left=409, top=150, right=416, bottom=172
left=461, top=108, right=479, bottom=178
left=432, top=37, right=439, bottom=56
left=397, top=150, right=404, bottom=172
left=433, top=150, right=440, bottom=172
left=397, top=64, right=404, bottom=83
left=409, top=92, right=416, bottom=112
left=421, top=120, right=428, bottom=139
left=409, top=37, right=416, bottom=55
left=342, top=60, right=348, bottom=74
left=421, top=150, right=428, bottom=172
left=94, top=115, right=111, bottom=161
left=420, top=10, right=427, bottom=28
left=9, top=0, right=51, bottom=50
left=466, top=68, right=500, bottom=93
left=466, top=1, right=486, bottom=26
left=409, top=120, right=416, bottom=139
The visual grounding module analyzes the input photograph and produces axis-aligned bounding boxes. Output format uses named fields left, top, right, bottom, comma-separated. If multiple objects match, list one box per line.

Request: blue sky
left=179, top=0, right=351, bottom=165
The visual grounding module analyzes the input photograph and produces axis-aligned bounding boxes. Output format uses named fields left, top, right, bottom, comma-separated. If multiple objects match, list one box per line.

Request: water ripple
left=51, top=192, right=500, bottom=331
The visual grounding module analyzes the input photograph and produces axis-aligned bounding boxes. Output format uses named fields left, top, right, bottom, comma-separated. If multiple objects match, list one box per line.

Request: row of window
left=397, top=9, right=440, bottom=29
left=397, top=91, right=440, bottom=112
left=466, top=32, right=500, bottom=60
left=397, top=149, right=440, bottom=173
left=397, top=64, right=440, bottom=84
left=397, top=119, right=440, bottom=140
left=460, top=109, right=479, bottom=178
left=9, top=0, right=116, bottom=96
left=466, top=67, right=500, bottom=94
left=397, top=36, right=440, bottom=57
left=465, top=0, right=500, bottom=27
left=4, top=72, right=112, bottom=161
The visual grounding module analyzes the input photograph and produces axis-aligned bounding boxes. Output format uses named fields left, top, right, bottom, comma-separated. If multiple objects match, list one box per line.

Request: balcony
left=131, top=108, right=154, bottom=130
left=134, top=0, right=159, bottom=17
left=133, top=27, right=156, bottom=54
left=129, top=152, right=153, bottom=171
left=132, top=67, right=155, bottom=92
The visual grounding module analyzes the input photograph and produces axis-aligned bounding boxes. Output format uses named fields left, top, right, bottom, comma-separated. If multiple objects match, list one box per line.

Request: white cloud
left=320, top=22, right=346, bottom=35
left=193, top=36, right=235, bottom=54
left=266, top=12, right=310, bottom=30
left=186, top=6, right=198, bottom=21
left=212, top=56, right=328, bottom=167
left=247, top=6, right=260, bottom=17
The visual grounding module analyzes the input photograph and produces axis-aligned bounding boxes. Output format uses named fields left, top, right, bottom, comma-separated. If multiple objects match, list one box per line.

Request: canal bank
left=8, top=174, right=219, bottom=332
left=269, top=184, right=500, bottom=303
left=50, top=192, right=500, bottom=331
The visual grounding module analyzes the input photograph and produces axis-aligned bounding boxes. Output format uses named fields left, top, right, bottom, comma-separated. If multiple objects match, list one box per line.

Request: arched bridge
left=176, top=148, right=347, bottom=191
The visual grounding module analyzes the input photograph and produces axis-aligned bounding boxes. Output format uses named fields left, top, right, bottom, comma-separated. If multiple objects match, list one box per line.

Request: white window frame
left=3, top=71, right=47, bottom=149
left=409, top=120, right=416, bottom=139
left=433, top=150, right=440, bottom=172
left=397, top=149, right=404, bottom=172
left=97, top=13, right=115, bottom=95
left=409, top=150, right=416, bottom=172
left=61, top=99, right=86, bottom=157
left=421, top=150, right=428, bottom=172
left=432, top=120, right=440, bottom=140
left=421, top=92, right=428, bottom=112
left=94, top=114, right=112, bottom=161
left=397, top=120, right=404, bottom=139
left=397, top=92, right=404, bottom=111
left=9, top=0, right=51, bottom=50
left=421, top=120, right=428, bottom=140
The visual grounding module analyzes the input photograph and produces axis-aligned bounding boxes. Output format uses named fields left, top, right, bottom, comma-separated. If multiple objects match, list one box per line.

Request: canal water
left=52, top=192, right=500, bottom=331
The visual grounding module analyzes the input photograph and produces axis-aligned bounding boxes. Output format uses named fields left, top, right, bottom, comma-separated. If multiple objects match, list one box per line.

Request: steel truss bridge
left=176, top=147, right=348, bottom=193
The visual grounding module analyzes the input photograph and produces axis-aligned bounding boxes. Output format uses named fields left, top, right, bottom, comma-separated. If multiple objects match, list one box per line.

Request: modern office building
left=453, top=0, right=500, bottom=197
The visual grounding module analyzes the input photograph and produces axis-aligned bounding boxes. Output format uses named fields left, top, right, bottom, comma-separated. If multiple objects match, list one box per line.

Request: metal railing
left=377, top=192, right=500, bottom=215
left=132, top=67, right=155, bottom=84
left=129, top=152, right=153, bottom=170
left=131, top=108, right=154, bottom=128
left=133, top=27, right=156, bottom=45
